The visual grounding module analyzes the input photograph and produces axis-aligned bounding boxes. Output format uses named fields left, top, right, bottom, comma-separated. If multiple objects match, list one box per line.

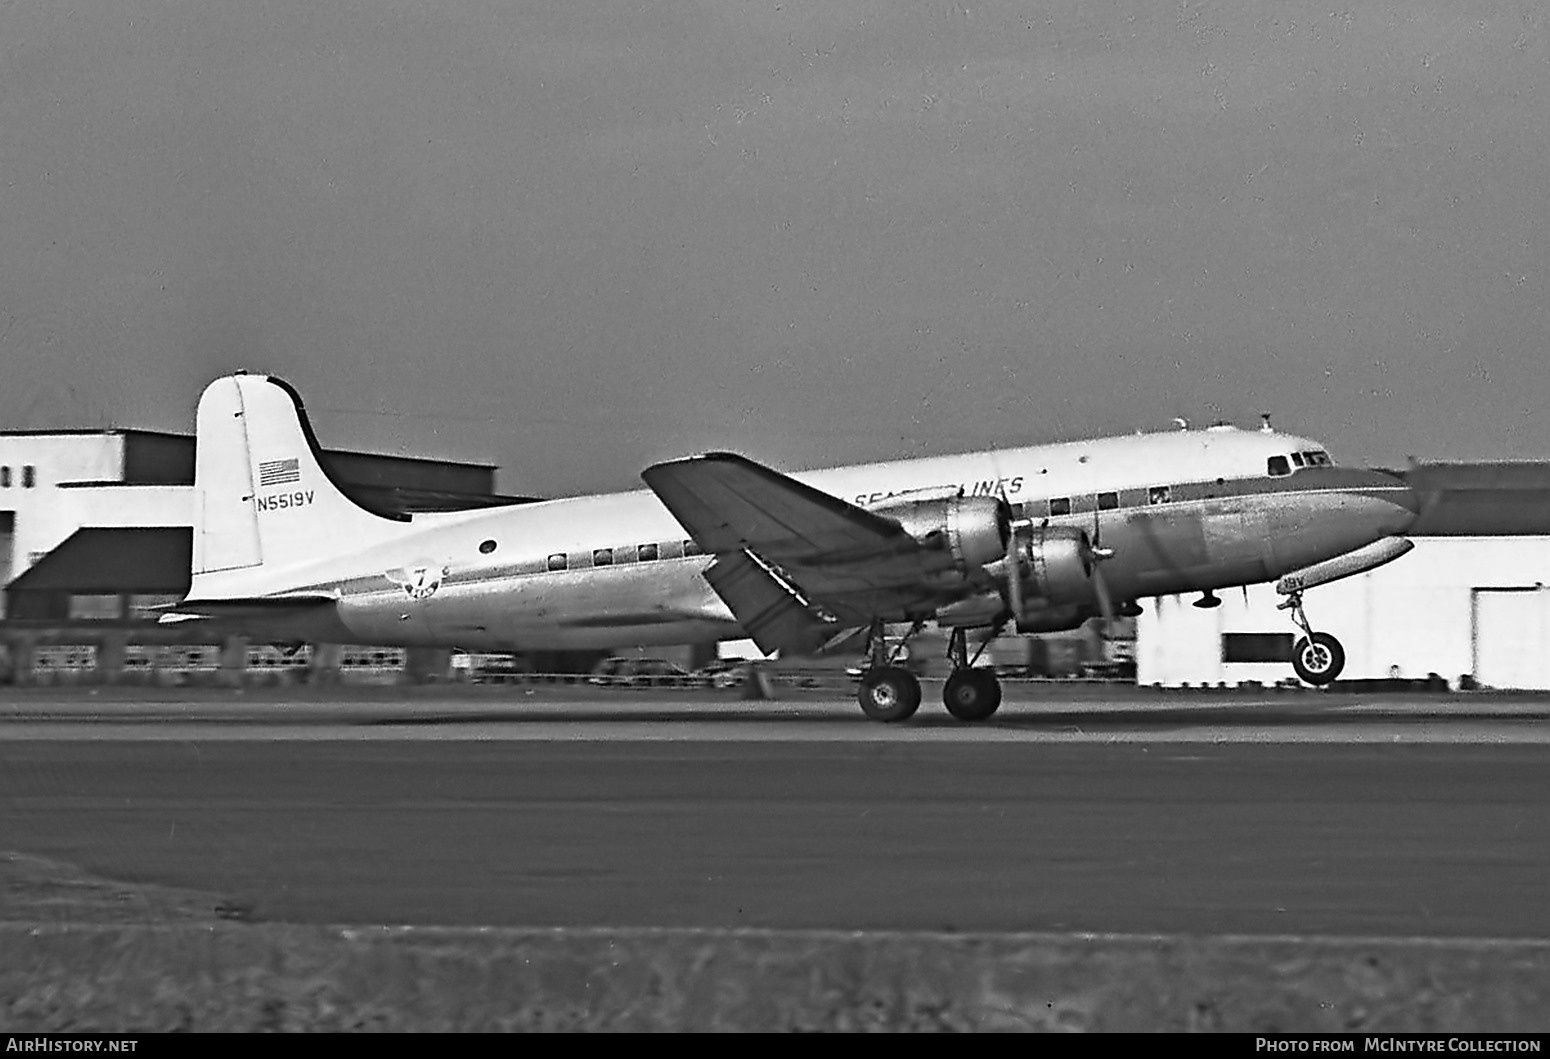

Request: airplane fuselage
left=237, top=426, right=1415, bottom=652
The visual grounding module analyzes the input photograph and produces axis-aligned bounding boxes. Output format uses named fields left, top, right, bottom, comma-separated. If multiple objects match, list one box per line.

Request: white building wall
left=0, top=435, right=126, bottom=572
left=0, top=435, right=193, bottom=602
left=1137, top=537, right=1550, bottom=688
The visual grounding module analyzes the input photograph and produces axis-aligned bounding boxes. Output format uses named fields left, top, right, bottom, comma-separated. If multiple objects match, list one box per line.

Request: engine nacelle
left=1019, top=524, right=1096, bottom=605
left=874, top=495, right=1010, bottom=573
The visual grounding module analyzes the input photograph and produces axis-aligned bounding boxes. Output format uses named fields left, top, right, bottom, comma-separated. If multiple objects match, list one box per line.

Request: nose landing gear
left=1278, top=590, right=1346, bottom=685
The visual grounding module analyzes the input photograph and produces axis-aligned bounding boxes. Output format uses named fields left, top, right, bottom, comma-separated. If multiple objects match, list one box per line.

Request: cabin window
left=593, top=548, right=613, bottom=566
left=1148, top=485, right=1172, bottom=505
left=546, top=553, right=567, bottom=572
left=1049, top=497, right=1071, bottom=517
left=1097, top=491, right=1119, bottom=511
left=479, top=539, right=497, bottom=555
left=21, top=465, right=35, bottom=488
left=0, top=467, right=9, bottom=488
left=637, top=542, right=659, bottom=562
left=1267, top=455, right=1291, bottom=477
left=683, top=539, right=704, bottom=557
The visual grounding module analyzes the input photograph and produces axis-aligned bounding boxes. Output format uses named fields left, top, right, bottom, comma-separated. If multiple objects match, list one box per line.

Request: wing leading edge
left=641, top=453, right=967, bottom=655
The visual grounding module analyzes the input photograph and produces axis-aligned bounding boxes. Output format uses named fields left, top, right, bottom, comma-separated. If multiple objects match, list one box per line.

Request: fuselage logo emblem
left=387, top=564, right=447, bottom=601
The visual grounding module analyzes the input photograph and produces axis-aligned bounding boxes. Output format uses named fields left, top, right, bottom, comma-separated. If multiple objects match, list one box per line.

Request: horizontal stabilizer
left=155, top=594, right=338, bottom=624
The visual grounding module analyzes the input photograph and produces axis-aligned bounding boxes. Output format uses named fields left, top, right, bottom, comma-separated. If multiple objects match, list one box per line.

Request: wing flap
left=703, top=550, right=835, bottom=657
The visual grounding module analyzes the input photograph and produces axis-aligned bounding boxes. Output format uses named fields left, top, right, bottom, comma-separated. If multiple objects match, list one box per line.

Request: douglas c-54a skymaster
left=168, top=373, right=1419, bottom=722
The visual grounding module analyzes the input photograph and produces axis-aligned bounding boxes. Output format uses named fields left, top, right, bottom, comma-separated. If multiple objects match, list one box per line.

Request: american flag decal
left=257, top=457, right=301, bottom=487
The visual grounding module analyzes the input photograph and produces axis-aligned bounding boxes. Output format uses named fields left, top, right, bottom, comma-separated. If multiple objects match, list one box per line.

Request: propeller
left=1088, top=508, right=1117, bottom=627
left=1005, top=520, right=1025, bottom=621
left=1090, top=554, right=1117, bottom=625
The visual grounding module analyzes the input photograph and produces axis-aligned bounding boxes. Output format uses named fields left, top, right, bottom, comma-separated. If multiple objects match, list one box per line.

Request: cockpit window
left=1301, top=450, right=1332, bottom=467
left=1289, top=452, right=1305, bottom=468
left=1268, top=455, right=1291, bottom=477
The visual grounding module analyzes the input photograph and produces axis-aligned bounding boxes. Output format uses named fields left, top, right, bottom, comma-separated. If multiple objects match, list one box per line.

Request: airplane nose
left=1261, top=469, right=1421, bottom=576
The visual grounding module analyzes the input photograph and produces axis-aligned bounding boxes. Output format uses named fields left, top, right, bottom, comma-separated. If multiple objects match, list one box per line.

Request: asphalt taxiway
left=3, top=687, right=1549, bottom=940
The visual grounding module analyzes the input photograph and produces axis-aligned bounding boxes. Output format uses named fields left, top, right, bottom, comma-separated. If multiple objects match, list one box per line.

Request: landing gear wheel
left=1292, top=632, right=1345, bottom=686
left=942, top=669, right=1003, bottom=722
left=857, top=666, right=922, bottom=722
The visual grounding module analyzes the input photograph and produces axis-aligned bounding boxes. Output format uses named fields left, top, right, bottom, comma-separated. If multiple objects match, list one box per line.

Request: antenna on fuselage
left=1259, top=412, right=1273, bottom=433
left=1172, top=417, right=1189, bottom=431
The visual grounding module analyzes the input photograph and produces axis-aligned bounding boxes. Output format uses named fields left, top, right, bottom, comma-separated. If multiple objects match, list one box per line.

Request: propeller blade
left=1090, top=511, right=1115, bottom=561
left=1005, top=525, right=1024, bottom=621
left=1091, top=560, right=1116, bottom=626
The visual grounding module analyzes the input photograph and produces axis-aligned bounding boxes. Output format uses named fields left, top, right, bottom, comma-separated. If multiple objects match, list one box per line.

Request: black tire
left=1292, top=632, right=1345, bottom=686
left=943, top=669, right=1003, bottom=721
left=856, top=666, right=922, bottom=722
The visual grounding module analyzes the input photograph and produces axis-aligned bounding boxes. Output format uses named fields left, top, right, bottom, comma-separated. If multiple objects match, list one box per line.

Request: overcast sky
left=1, top=2, right=1546, bottom=496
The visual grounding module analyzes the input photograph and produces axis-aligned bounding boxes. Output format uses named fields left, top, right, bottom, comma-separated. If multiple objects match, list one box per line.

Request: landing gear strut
left=855, top=619, right=924, bottom=722
left=941, top=628, right=1003, bottom=722
left=1278, top=590, right=1346, bottom=686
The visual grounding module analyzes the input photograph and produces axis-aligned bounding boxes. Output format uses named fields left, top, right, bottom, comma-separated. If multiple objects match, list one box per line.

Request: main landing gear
left=941, top=627, right=1002, bottom=721
left=855, top=619, right=924, bottom=723
left=852, top=622, right=1004, bottom=723
left=1278, top=590, right=1346, bottom=686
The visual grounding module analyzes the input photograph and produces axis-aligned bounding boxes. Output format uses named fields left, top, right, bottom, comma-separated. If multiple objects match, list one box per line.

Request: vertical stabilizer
left=191, top=373, right=409, bottom=594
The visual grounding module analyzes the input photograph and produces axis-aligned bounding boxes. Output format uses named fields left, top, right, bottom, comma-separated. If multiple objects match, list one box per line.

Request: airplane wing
left=641, top=453, right=967, bottom=654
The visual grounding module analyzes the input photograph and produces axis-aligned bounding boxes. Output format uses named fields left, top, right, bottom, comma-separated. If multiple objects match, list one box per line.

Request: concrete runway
left=3, top=686, right=1550, bottom=939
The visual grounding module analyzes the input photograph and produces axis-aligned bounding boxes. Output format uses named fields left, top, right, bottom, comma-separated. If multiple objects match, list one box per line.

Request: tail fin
left=191, top=373, right=408, bottom=596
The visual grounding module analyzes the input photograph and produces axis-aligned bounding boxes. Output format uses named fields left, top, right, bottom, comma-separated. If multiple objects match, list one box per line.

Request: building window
left=546, top=553, right=567, bottom=572
left=1097, top=491, right=1119, bottom=511
left=1222, top=633, right=1294, bottom=663
left=1049, top=497, right=1071, bottom=517
left=592, top=548, right=613, bottom=566
left=21, top=465, right=35, bottom=488
left=637, top=542, right=659, bottom=562
left=1148, top=485, right=1172, bottom=505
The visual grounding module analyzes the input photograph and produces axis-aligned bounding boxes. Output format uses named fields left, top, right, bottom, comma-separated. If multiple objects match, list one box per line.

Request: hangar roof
left=1397, top=463, right=1550, bottom=536
left=7, top=528, right=191, bottom=595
